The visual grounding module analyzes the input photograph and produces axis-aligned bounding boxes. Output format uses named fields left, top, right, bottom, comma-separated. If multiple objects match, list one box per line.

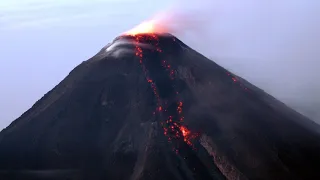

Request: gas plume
left=125, top=0, right=320, bottom=122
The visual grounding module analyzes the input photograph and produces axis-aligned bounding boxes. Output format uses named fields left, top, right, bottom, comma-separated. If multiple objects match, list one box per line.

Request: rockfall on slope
left=0, top=33, right=320, bottom=180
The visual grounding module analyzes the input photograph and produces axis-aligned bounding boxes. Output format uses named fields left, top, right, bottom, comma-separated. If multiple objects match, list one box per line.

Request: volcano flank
left=0, top=33, right=320, bottom=180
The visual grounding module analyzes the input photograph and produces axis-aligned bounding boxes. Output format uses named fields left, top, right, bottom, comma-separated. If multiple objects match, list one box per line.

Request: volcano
left=1, top=33, right=320, bottom=180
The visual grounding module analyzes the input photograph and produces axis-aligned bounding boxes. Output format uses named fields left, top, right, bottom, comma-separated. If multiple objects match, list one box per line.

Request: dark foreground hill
left=0, top=33, right=320, bottom=180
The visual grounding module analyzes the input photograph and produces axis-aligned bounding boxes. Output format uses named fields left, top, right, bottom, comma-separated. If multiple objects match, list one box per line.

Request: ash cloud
left=158, top=0, right=320, bottom=122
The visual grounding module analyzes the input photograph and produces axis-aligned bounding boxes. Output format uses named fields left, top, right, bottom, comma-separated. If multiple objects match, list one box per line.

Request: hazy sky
left=1, top=0, right=319, bottom=129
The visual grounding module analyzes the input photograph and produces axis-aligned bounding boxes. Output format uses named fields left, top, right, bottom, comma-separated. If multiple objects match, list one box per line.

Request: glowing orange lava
left=128, top=27, right=240, bottom=175
left=132, top=32, right=198, bottom=151
left=125, top=19, right=167, bottom=36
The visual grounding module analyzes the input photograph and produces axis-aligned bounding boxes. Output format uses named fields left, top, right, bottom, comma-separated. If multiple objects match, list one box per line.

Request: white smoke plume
left=152, top=0, right=320, bottom=122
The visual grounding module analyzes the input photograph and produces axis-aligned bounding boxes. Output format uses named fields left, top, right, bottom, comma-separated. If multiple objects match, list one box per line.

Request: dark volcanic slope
left=1, top=33, right=320, bottom=180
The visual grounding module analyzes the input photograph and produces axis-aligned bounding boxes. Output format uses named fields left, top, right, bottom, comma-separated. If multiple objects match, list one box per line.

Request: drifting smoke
left=127, top=0, right=320, bottom=122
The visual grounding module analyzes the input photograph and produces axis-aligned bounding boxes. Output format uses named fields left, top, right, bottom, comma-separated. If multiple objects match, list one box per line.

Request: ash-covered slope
left=1, top=33, right=320, bottom=180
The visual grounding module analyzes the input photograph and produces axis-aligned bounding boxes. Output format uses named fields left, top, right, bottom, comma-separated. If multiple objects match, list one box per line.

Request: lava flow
left=130, top=32, right=198, bottom=149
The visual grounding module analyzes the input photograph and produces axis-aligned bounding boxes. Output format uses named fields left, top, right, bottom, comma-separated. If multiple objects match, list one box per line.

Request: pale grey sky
left=0, top=0, right=172, bottom=128
left=1, top=0, right=320, bottom=128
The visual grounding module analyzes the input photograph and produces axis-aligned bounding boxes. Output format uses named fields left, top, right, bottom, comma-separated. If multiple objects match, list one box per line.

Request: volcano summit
left=0, top=33, right=320, bottom=180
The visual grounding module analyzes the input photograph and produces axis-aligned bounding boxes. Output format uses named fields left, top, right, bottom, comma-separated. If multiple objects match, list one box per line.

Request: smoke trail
left=156, top=0, right=320, bottom=122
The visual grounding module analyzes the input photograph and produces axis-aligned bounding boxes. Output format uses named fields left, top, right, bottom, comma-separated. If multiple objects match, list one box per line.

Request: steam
left=155, top=0, right=320, bottom=122
left=105, top=38, right=155, bottom=58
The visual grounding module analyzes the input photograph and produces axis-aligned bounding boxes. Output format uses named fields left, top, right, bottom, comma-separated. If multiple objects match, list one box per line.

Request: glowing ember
left=226, top=72, right=249, bottom=91
left=177, top=101, right=183, bottom=114
left=180, top=126, right=190, bottom=137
